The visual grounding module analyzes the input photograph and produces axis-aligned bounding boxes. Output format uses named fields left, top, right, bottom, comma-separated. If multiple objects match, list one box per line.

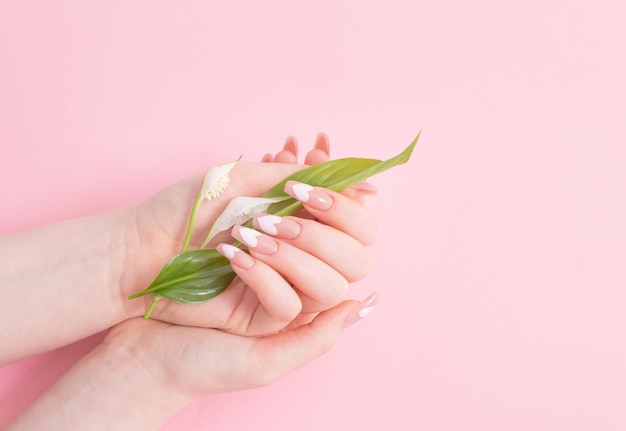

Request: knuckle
left=327, top=276, right=350, bottom=305
left=360, top=219, right=378, bottom=246
left=308, top=275, right=349, bottom=308
left=346, top=248, right=373, bottom=282
left=336, top=276, right=350, bottom=299
left=274, top=299, right=303, bottom=323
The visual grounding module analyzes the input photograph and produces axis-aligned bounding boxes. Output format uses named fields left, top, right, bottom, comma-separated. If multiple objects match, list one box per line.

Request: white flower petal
left=203, top=196, right=289, bottom=245
left=200, top=158, right=240, bottom=201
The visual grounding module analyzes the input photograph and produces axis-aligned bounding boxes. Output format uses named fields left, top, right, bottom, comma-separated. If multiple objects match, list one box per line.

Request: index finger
left=283, top=180, right=378, bottom=246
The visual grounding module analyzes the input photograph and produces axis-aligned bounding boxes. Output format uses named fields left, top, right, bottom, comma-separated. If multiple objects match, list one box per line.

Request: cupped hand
left=5, top=294, right=379, bottom=431
left=104, top=296, right=375, bottom=400
left=121, top=134, right=377, bottom=335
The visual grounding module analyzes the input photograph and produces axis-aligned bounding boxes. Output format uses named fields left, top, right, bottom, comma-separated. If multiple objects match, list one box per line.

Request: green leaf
left=264, top=132, right=419, bottom=215
left=128, top=249, right=237, bottom=304
left=129, top=133, right=420, bottom=312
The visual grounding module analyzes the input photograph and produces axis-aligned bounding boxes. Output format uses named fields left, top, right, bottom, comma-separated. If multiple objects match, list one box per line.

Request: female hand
left=6, top=296, right=379, bottom=431
left=124, top=134, right=378, bottom=335
left=0, top=133, right=377, bottom=363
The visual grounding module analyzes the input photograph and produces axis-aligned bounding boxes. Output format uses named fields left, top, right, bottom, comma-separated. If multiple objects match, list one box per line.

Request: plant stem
left=143, top=295, right=161, bottom=319
left=181, top=189, right=204, bottom=253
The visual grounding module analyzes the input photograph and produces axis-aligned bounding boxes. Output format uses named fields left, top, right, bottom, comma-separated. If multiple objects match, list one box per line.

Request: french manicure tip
left=344, top=292, right=379, bottom=328
left=217, top=243, right=255, bottom=269
left=358, top=305, right=375, bottom=318
left=217, top=243, right=239, bottom=259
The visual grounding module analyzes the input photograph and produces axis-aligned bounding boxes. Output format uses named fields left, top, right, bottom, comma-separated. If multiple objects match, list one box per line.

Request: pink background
left=1, top=1, right=625, bottom=430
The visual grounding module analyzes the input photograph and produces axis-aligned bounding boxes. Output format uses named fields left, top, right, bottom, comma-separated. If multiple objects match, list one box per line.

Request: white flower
left=200, top=157, right=240, bottom=201
left=201, top=195, right=289, bottom=247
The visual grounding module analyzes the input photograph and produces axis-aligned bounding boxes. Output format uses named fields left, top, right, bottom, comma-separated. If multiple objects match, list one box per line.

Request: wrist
left=112, top=205, right=154, bottom=320
left=117, top=198, right=194, bottom=321
left=0, top=207, right=148, bottom=364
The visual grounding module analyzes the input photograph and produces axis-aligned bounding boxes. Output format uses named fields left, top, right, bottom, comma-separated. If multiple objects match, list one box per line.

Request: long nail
left=344, top=292, right=379, bottom=328
left=253, top=214, right=301, bottom=239
left=284, top=181, right=333, bottom=211
left=216, top=243, right=254, bottom=269
left=231, top=225, right=278, bottom=255
left=351, top=181, right=378, bottom=196
left=314, top=132, right=330, bottom=156
left=283, top=136, right=298, bottom=157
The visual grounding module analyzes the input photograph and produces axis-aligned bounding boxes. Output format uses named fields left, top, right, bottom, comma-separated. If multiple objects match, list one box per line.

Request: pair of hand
left=107, top=134, right=379, bottom=394
left=4, top=134, right=380, bottom=430
left=6, top=134, right=379, bottom=430
left=122, top=133, right=377, bottom=334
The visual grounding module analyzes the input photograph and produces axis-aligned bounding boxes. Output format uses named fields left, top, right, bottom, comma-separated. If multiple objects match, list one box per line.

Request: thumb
left=248, top=293, right=379, bottom=386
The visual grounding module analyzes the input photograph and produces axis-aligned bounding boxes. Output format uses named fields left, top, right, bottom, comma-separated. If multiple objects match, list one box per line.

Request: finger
left=261, top=153, right=274, bottom=162
left=350, top=181, right=378, bottom=196
left=155, top=294, right=378, bottom=395
left=283, top=181, right=378, bottom=246
left=252, top=214, right=371, bottom=282
left=341, top=182, right=379, bottom=204
left=230, top=225, right=350, bottom=311
left=273, top=136, right=298, bottom=164
left=304, top=132, right=331, bottom=165
left=216, top=243, right=302, bottom=333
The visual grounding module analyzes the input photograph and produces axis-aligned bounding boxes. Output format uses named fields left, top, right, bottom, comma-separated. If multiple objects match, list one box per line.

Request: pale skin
left=2, top=134, right=380, bottom=430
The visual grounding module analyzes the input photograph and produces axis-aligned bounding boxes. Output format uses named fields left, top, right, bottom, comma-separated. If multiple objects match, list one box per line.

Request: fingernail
left=344, top=292, right=379, bottom=328
left=253, top=214, right=301, bottom=239
left=351, top=181, right=378, bottom=196
left=284, top=181, right=333, bottom=211
left=231, top=225, right=278, bottom=255
left=283, top=136, right=298, bottom=156
left=217, top=243, right=254, bottom=269
left=314, top=132, right=330, bottom=156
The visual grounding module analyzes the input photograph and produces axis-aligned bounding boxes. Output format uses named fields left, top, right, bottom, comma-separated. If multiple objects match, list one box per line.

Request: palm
left=126, top=161, right=305, bottom=335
